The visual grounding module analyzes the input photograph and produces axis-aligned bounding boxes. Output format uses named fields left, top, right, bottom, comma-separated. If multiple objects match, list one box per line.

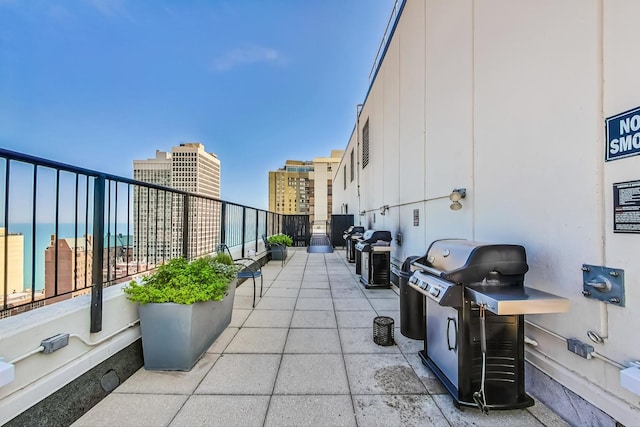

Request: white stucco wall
left=333, top=0, right=640, bottom=423
left=0, top=284, right=141, bottom=425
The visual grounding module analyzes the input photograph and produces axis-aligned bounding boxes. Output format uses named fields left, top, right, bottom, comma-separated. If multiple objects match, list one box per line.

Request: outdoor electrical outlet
left=41, top=334, right=70, bottom=354
left=567, top=338, right=594, bottom=359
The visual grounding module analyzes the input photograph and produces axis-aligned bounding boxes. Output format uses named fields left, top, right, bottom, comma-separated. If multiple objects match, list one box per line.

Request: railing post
left=183, top=194, right=189, bottom=259
left=90, top=175, right=105, bottom=333
left=255, top=209, right=259, bottom=253
left=241, top=207, right=246, bottom=258
left=220, top=202, right=226, bottom=246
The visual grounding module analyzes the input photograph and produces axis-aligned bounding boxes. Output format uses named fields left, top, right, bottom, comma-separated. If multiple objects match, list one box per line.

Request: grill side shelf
left=464, top=285, right=570, bottom=315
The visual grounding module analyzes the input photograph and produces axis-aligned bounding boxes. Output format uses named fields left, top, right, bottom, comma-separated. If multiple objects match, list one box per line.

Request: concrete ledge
left=5, top=340, right=143, bottom=427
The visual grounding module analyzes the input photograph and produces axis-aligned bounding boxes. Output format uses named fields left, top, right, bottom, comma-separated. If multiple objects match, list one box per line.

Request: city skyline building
left=268, top=150, right=343, bottom=232
left=133, top=143, right=221, bottom=260
left=312, top=150, right=344, bottom=231
left=0, top=227, right=25, bottom=302
left=44, top=234, right=92, bottom=304
left=269, top=160, right=314, bottom=217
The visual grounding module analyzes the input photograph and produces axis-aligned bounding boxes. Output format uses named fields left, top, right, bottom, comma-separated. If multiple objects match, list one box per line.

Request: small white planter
left=137, top=279, right=236, bottom=371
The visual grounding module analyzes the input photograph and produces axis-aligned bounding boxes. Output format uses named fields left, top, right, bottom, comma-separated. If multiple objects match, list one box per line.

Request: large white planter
left=137, top=280, right=236, bottom=371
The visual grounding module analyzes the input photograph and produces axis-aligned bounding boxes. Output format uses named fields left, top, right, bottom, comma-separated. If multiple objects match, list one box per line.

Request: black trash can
left=397, top=256, right=425, bottom=340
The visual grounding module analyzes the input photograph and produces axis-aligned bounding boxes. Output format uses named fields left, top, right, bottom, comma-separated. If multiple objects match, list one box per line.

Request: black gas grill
left=409, top=239, right=569, bottom=412
left=354, top=230, right=392, bottom=288
left=343, top=226, right=365, bottom=263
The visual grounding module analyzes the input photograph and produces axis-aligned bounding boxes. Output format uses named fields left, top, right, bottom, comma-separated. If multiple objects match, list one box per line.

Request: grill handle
left=446, top=317, right=457, bottom=351
left=411, top=260, right=445, bottom=278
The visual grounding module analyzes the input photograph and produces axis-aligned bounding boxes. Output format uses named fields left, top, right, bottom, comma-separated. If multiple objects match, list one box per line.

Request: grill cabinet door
left=426, top=299, right=459, bottom=387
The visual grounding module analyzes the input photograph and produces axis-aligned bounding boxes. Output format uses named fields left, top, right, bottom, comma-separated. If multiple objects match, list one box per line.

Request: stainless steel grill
left=408, top=239, right=569, bottom=412
left=343, top=225, right=365, bottom=263
left=354, top=230, right=392, bottom=288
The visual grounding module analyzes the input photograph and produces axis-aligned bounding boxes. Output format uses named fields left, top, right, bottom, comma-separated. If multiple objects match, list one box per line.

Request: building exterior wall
left=132, top=150, right=173, bottom=261
left=268, top=160, right=315, bottom=219
left=269, top=152, right=343, bottom=233
left=312, top=150, right=344, bottom=232
left=44, top=236, right=92, bottom=304
left=333, top=0, right=640, bottom=424
left=133, top=143, right=221, bottom=260
left=0, top=228, right=24, bottom=296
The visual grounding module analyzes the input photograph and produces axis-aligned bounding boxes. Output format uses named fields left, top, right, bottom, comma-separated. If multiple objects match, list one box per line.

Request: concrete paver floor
left=73, top=249, right=569, bottom=427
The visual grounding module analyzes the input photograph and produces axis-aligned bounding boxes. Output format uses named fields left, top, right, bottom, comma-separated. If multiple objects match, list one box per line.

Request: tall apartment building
left=268, top=150, right=343, bottom=232
left=133, top=143, right=221, bottom=261
left=132, top=151, right=172, bottom=262
left=269, top=160, right=314, bottom=218
left=312, top=150, right=344, bottom=231
left=0, top=227, right=25, bottom=297
left=44, top=234, right=92, bottom=304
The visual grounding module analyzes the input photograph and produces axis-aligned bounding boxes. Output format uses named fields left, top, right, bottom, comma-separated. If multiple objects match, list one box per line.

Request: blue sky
left=0, top=0, right=396, bottom=209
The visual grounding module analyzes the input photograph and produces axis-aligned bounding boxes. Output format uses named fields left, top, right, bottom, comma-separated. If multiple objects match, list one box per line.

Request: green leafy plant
left=124, top=256, right=240, bottom=305
left=211, top=252, right=234, bottom=266
left=267, top=233, right=293, bottom=247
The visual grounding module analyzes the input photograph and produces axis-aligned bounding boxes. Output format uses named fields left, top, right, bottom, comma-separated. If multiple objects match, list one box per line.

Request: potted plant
left=124, top=254, right=239, bottom=371
left=266, top=233, right=293, bottom=260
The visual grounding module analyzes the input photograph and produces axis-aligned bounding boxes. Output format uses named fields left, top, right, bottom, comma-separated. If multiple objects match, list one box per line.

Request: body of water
left=9, top=223, right=131, bottom=291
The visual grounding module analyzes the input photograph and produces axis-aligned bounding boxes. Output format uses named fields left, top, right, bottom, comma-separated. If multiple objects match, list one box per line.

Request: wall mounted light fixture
left=359, top=210, right=366, bottom=216
left=449, top=188, right=467, bottom=211
left=380, top=205, right=390, bottom=215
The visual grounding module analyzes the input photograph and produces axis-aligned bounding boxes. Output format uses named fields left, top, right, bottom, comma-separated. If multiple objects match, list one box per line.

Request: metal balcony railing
left=0, top=148, right=301, bottom=332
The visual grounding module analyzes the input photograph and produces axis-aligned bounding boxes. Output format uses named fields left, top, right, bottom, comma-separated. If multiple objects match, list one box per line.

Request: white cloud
left=87, top=0, right=131, bottom=20
left=212, top=45, right=286, bottom=72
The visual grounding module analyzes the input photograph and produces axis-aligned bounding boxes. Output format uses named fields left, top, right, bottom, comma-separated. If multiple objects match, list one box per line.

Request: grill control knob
left=430, top=288, right=440, bottom=297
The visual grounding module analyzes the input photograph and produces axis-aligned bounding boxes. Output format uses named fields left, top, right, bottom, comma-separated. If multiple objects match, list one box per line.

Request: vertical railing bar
left=54, top=169, right=60, bottom=298
left=3, top=160, right=10, bottom=308
left=241, top=207, right=246, bottom=258
left=114, top=181, right=119, bottom=280
left=90, top=175, right=105, bottom=333
left=194, top=197, right=198, bottom=257
left=161, top=190, right=166, bottom=264
left=255, top=209, right=259, bottom=255
left=166, top=190, right=170, bottom=262
left=145, top=186, right=150, bottom=270
left=84, top=175, right=89, bottom=291
left=74, top=173, right=79, bottom=291
left=127, top=184, right=131, bottom=277
left=169, top=190, right=174, bottom=261
left=220, top=202, right=226, bottom=246
left=154, top=188, right=158, bottom=266
left=183, top=194, right=189, bottom=259
left=135, top=186, right=140, bottom=273
left=31, top=165, right=38, bottom=296
left=106, top=179, right=111, bottom=284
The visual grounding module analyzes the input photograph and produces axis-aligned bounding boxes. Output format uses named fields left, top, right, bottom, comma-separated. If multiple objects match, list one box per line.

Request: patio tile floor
left=73, top=248, right=569, bottom=427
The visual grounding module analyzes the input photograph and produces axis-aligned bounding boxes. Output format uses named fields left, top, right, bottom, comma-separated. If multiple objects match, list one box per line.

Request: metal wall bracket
left=581, top=264, right=625, bottom=307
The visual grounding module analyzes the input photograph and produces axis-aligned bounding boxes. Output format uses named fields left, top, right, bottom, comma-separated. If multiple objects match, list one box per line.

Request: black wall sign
left=613, top=180, right=640, bottom=233
left=605, top=106, right=640, bottom=161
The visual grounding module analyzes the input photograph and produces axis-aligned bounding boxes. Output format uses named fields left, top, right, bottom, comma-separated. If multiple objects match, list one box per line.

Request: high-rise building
left=312, top=150, right=344, bottom=231
left=133, top=143, right=221, bottom=261
left=269, top=160, right=314, bottom=217
left=44, top=234, right=93, bottom=304
left=268, top=150, right=343, bottom=232
left=0, top=227, right=25, bottom=297
left=133, top=151, right=172, bottom=262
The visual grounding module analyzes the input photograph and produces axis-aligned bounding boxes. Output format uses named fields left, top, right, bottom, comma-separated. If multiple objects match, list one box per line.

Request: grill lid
left=421, top=239, right=529, bottom=285
left=361, top=230, right=392, bottom=244
left=343, top=226, right=365, bottom=237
